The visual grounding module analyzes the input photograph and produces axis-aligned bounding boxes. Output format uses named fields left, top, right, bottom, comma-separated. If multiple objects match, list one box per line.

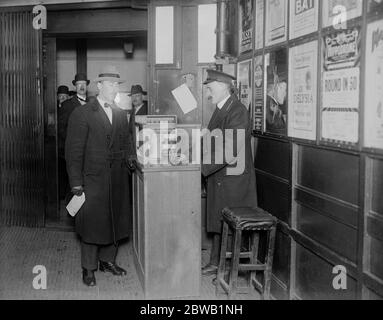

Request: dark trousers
left=81, top=241, right=118, bottom=271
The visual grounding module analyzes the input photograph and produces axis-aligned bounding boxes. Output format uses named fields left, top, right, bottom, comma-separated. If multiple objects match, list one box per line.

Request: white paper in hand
left=66, top=193, right=86, bottom=217
left=171, top=84, right=198, bottom=114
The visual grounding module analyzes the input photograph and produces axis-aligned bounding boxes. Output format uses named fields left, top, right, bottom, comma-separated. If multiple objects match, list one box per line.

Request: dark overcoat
left=65, top=97, right=135, bottom=245
left=202, top=95, right=257, bottom=233
left=58, top=96, right=82, bottom=158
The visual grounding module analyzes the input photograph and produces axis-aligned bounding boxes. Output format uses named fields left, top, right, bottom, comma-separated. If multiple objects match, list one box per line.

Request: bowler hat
left=203, top=69, right=236, bottom=85
left=72, top=73, right=90, bottom=86
left=57, top=85, right=69, bottom=95
left=129, top=84, right=147, bottom=96
left=93, top=65, right=126, bottom=83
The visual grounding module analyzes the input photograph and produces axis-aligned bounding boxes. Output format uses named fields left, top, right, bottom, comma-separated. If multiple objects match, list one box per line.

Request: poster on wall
left=237, top=59, right=252, bottom=112
left=264, top=49, right=288, bottom=136
left=322, top=68, right=360, bottom=143
left=239, top=0, right=253, bottom=54
left=322, top=0, right=363, bottom=28
left=321, top=27, right=361, bottom=144
left=289, top=0, right=319, bottom=39
left=288, top=41, right=318, bottom=140
left=364, top=19, right=383, bottom=150
left=323, top=27, right=361, bottom=70
left=255, top=0, right=264, bottom=50
left=266, top=0, right=288, bottom=46
left=368, top=0, right=383, bottom=13
left=253, top=55, right=264, bottom=132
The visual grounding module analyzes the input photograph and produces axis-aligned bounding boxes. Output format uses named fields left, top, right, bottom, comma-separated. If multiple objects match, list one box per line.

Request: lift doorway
left=42, top=5, right=148, bottom=229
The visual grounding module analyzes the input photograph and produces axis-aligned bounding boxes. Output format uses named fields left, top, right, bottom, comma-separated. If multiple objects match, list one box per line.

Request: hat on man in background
left=93, top=65, right=126, bottom=83
left=57, top=85, right=69, bottom=95
left=72, top=73, right=90, bottom=86
left=128, top=84, right=147, bottom=96
left=203, top=69, right=236, bottom=85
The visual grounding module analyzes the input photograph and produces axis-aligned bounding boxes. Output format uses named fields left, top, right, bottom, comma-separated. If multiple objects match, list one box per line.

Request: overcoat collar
left=208, top=95, right=236, bottom=130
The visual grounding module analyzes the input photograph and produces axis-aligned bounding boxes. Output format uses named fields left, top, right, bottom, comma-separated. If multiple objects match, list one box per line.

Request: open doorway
left=43, top=33, right=148, bottom=229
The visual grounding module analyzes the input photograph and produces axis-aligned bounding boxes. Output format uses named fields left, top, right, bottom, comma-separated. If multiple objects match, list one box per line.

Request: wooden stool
left=216, top=207, right=277, bottom=300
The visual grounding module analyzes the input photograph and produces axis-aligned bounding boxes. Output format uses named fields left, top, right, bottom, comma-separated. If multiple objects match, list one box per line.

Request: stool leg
left=228, top=228, right=242, bottom=299
left=216, top=222, right=229, bottom=295
left=249, top=232, right=260, bottom=294
left=263, top=226, right=276, bottom=300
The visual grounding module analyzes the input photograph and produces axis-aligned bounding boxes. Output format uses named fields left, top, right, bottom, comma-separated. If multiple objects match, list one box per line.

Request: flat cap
left=203, top=69, right=236, bottom=85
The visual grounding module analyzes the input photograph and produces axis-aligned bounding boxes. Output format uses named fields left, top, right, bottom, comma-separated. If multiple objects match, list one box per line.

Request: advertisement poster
left=364, top=19, right=383, bottom=149
left=266, top=0, right=288, bottom=46
left=322, top=0, right=363, bottom=28
left=290, top=0, right=319, bottom=39
left=368, top=0, right=383, bottom=13
left=253, top=55, right=264, bottom=132
left=322, top=68, right=360, bottom=143
left=264, top=49, right=288, bottom=136
left=255, top=0, right=264, bottom=50
left=237, top=59, right=252, bottom=111
left=239, top=0, right=253, bottom=53
left=288, top=41, right=318, bottom=140
left=323, top=28, right=361, bottom=70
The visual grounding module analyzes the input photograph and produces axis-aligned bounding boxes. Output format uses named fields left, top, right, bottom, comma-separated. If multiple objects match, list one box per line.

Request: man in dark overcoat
left=58, top=74, right=89, bottom=201
left=201, top=69, right=257, bottom=276
left=65, top=66, right=136, bottom=286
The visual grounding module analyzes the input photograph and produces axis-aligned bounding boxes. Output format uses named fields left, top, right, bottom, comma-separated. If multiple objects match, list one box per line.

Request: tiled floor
left=0, top=226, right=260, bottom=300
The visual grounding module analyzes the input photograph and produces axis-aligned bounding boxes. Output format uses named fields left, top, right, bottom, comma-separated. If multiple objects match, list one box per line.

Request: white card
left=171, top=84, right=198, bottom=114
left=66, top=193, right=86, bottom=217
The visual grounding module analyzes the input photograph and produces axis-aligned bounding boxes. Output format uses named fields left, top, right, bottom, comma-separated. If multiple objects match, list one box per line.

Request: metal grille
left=0, top=11, right=44, bottom=227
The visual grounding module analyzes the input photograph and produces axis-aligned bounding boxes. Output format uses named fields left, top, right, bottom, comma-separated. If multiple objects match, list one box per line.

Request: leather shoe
left=201, top=263, right=218, bottom=276
left=82, top=269, right=96, bottom=287
left=99, top=261, right=127, bottom=276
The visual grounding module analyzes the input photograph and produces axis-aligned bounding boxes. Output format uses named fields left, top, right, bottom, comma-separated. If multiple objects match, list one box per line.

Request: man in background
left=58, top=73, right=90, bottom=201
left=57, top=85, right=69, bottom=109
left=129, top=84, right=148, bottom=116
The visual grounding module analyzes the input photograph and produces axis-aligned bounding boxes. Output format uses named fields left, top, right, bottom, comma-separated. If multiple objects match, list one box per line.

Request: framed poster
left=364, top=19, right=383, bottom=150
left=322, top=0, right=363, bottom=28
left=321, top=27, right=361, bottom=144
left=266, top=0, right=288, bottom=46
left=323, top=27, right=361, bottom=70
left=239, top=0, right=253, bottom=54
left=368, top=0, right=383, bottom=14
left=289, top=0, right=319, bottom=39
left=264, top=48, right=288, bottom=136
left=322, top=68, right=360, bottom=143
left=253, top=55, right=264, bottom=132
left=255, top=0, right=264, bottom=50
left=237, top=59, right=253, bottom=111
left=288, top=41, right=318, bottom=140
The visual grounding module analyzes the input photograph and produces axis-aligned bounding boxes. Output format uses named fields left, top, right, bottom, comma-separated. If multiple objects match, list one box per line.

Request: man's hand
left=127, top=159, right=136, bottom=172
left=71, top=186, right=84, bottom=196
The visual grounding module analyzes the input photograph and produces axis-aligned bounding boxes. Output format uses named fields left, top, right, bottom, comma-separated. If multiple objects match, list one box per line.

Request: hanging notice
left=264, top=49, right=288, bottom=136
left=368, top=0, right=383, bottom=13
left=290, top=0, right=319, bottom=39
left=239, top=0, right=253, bottom=54
left=266, top=0, right=288, bottom=46
left=238, top=59, right=252, bottom=111
left=288, top=41, right=318, bottom=140
left=322, top=0, right=363, bottom=28
left=322, top=68, right=360, bottom=143
left=255, top=0, right=264, bottom=50
left=253, top=55, right=264, bottom=132
left=323, top=28, right=361, bottom=70
left=364, top=19, right=383, bottom=150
